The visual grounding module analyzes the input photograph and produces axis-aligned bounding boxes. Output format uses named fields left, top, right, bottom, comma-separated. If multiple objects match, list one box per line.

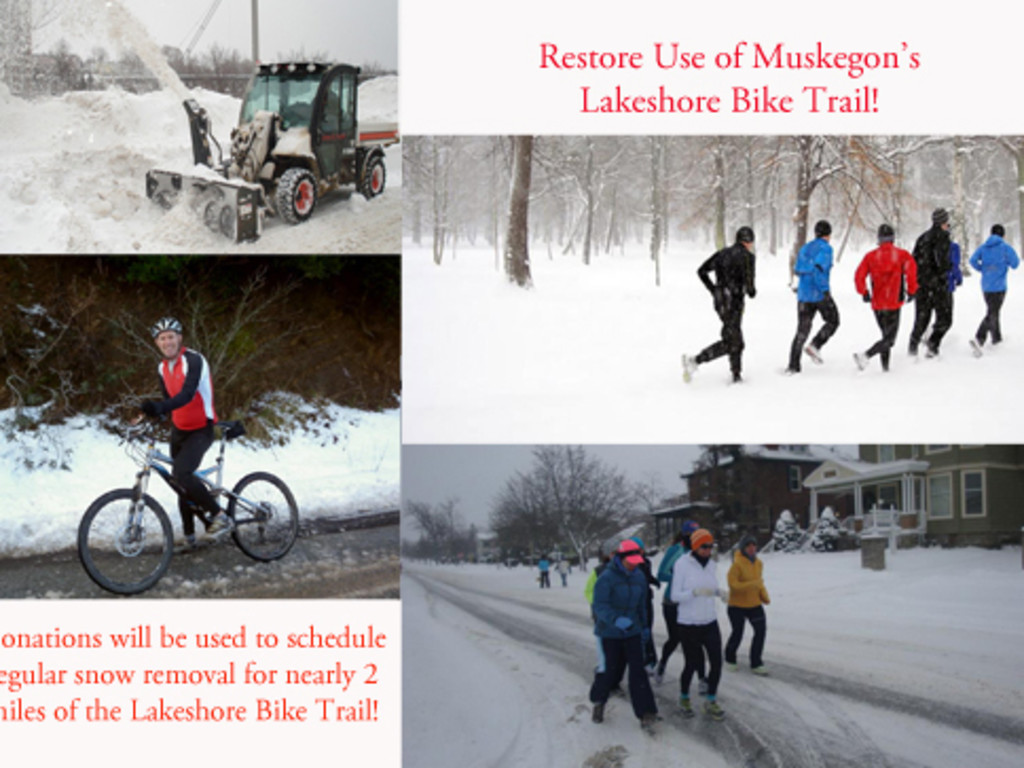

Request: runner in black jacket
left=683, top=227, right=757, bottom=383
left=908, top=208, right=953, bottom=357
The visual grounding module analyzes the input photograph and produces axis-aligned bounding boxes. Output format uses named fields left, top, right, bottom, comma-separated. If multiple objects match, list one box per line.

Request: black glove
left=712, top=287, right=725, bottom=314
left=140, top=400, right=159, bottom=417
left=862, top=292, right=872, bottom=303
left=747, top=287, right=757, bottom=299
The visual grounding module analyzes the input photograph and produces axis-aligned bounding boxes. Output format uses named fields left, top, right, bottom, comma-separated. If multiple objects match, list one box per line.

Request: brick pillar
left=861, top=536, right=886, bottom=571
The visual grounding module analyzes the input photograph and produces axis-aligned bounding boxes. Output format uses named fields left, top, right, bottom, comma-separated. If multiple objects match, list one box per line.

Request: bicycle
left=77, top=419, right=299, bottom=595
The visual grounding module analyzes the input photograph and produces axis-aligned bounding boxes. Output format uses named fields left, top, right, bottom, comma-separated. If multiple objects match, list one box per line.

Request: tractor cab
left=240, top=63, right=359, bottom=174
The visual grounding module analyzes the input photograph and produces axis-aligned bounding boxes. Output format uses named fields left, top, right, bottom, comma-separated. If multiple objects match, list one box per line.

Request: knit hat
left=736, top=226, right=755, bottom=244
left=617, top=539, right=644, bottom=567
left=739, top=534, right=758, bottom=551
left=690, top=529, right=713, bottom=551
left=992, top=224, right=1006, bottom=238
left=814, top=220, right=832, bottom=238
left=877, top=223, right=895, bottom=243
left=932, top=208, right=950, bottom=226
left=680, top=520, right=700, bottom=536
left=629, top=536, right=645, bottom=551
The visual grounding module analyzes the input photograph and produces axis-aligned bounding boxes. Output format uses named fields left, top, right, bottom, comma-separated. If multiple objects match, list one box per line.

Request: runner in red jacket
left=139, top=316, right=233, bottom=549
left=853, top=225, right=918, bottom=372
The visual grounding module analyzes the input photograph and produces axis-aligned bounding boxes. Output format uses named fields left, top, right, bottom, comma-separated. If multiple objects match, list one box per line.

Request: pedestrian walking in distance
left=908, top=208, right=954, bottom=358
left=724, top=535, right=770, bottom=675
left=683, top=227, right=757, bottom=384
left=538, top=556, right=551, bottom=588
left=853, top=224, right=918, bottom=372
left=589, top=539, right=659, bottom=732
left=787, top=220, right=840, bottom=373
left=969, top=224, right=1020, bottom=357
left=669, top=528, right=729, bottom=721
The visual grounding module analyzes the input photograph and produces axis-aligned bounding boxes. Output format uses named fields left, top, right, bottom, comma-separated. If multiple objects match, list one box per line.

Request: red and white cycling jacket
left=156, top=347, right=217, bottom=431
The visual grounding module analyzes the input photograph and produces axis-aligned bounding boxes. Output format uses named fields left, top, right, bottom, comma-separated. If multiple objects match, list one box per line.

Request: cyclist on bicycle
left=138, top=316, right=233, bottom=550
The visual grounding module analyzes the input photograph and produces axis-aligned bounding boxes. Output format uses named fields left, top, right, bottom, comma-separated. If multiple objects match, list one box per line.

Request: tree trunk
left=650, top=136, right=664, bottom=286
left=582, top=137, right=595, bottom=265
left=713, top=137, right=726, bottom=250
left=504, top=136, right=534, bottom=288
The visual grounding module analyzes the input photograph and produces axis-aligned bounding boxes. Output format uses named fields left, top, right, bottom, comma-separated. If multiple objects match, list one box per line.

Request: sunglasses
left=698, top=544, right=713, bottom=550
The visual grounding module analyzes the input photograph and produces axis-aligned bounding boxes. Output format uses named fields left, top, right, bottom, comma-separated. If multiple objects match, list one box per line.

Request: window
left=962, top=470, right=986, bottom=518
left=878, top=483, right=898, bottom=509
left=878, top=445, right=896, bottom=463
left=788, top=465, right=801, bottom=492
left=927, top=474, right=953, bottom=519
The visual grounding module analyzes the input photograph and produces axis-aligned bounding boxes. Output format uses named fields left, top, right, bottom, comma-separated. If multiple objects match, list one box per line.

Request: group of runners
left=586, top=523, right=770, bottom=731
left=681, top=210, right=1020, bottom=382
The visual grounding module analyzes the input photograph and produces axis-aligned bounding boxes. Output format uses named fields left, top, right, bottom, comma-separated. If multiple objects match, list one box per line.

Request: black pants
left=976, top=291, right=1006, bottom=345
left=788, top=294, right=840, bottom=371
left=866, top=309, right=901, bottom=370
left=589, top=634, right=657, bottom=719
left=659, top=602, right=706, bottom=678
left=677, top=621, right=722, bottom=698
left=724, top=605, right=767, bottom=668
left=539, top=571, right=550, bottom=588
left=909, top=287, right=953, bottom=352
left=697, top=303, right=745, bottom=376
left=169, top=424, right=219, bottom=537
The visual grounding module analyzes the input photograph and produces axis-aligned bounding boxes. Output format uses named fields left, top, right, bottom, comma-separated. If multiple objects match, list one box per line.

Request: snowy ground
left=0, top=76, right=399, bottom=254
left=0, top=399, right=399, bottom=557
left=402, top=242, right=1024, bottom=445
left=404, top=548, right=1024, bottom=768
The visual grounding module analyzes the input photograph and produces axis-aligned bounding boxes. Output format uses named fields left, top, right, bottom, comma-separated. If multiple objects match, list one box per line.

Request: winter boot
left=591, top=702, right=605, bottom=723
left=640, top=712, right=659, bottom=733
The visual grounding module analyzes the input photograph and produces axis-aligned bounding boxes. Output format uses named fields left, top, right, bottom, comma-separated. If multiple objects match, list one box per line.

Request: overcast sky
left=402, top=445, right=703, bottom=534
left=35, top=0, right=397, bottom=69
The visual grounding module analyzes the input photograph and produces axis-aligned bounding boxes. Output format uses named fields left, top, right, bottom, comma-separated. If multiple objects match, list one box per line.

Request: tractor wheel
left=276, top=167, right=317, bottom=224
left=360, top=155, right=386, bottom=199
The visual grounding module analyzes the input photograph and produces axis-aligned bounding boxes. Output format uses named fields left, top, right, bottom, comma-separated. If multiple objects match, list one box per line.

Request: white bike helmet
left=150, top=316, right=183, bottom=338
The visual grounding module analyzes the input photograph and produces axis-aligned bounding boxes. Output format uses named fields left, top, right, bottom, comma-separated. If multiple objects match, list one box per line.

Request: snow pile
left=403, top=243, right=1024, bottom=443
left=0, top=76, right=399, bottom=253
left=0, top=400, right=399, bottom=557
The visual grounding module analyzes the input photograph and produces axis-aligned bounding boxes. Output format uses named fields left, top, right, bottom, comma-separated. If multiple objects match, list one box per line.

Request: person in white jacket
left=669, top=528, right=728, bottom=720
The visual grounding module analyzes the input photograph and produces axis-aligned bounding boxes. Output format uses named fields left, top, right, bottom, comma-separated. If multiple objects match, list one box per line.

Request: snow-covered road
left=403, top=555, right=1024, bottom=768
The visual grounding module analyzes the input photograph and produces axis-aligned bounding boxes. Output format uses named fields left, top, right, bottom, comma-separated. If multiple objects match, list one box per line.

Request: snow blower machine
left=146, top=62, right=399, bottom=242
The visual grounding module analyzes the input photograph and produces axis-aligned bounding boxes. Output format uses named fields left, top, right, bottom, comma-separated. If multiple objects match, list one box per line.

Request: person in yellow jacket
left=724, top=535, right=770, bottom=675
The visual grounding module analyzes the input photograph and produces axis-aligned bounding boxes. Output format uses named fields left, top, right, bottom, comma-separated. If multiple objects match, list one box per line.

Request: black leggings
left=725, top=605, right=767, bottom=668
left=170, top=424, right=219, bottom=536
left=866, top=309, right=901, bottom=369
left=589, top=634, right=658, bottom=719
left=976, top=291, right=1006, bottom=345
left=677, top=621, right=722, bottom=698
left=788, top=294, right=840, bottom=370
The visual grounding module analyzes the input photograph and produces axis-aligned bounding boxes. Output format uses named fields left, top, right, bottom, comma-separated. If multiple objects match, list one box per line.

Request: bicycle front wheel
left=77, top=489, right=174, bottom=594
left=228, top=472, right=299, bottom=561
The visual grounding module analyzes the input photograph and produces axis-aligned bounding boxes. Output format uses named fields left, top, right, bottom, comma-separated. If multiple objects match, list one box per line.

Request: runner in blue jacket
left=787, top=220, right=840, bottom=373
left=969, top=224, right=1020, bottom=355
left=589, top=539, right=658, bottom=730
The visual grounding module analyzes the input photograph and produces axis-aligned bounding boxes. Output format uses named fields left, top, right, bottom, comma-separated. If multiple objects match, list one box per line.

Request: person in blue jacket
left=589, top=539, right=658, bottom=730
left=538, top=557, right=550, bottom=588
left=787, top=220, right=840, bottom=373
left=969, top=224, right=1020, bottom=356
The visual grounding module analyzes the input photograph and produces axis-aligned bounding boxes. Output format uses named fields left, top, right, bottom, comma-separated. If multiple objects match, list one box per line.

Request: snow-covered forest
left=403, top=135, right=1024, bottom=272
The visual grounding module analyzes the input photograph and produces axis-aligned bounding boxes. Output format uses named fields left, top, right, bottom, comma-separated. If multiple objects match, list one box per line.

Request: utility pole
left=251, top=0, right=260, bottom=63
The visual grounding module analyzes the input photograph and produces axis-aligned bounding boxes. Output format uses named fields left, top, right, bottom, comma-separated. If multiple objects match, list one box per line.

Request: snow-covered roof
left=804, top=458, right=931, bottom=490
left=683, top=445, right=847, bottom=476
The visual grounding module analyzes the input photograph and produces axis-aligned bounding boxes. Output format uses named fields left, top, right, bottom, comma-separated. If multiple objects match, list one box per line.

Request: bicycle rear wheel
left=228, top=472, right=299, bottom=561
left=78, top=489, right=174, bottom=594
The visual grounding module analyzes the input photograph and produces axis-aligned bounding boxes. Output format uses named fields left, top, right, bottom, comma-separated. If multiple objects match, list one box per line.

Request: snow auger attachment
left=146, top=100, right=264, bottom=243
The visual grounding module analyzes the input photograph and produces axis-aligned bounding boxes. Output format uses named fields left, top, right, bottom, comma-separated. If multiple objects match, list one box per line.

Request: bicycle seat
left=218, top=420, right=246, bottom=441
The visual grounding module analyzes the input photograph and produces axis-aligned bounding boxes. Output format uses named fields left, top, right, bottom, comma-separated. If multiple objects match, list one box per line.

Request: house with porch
left=803, top=445, right=1024, bottom=547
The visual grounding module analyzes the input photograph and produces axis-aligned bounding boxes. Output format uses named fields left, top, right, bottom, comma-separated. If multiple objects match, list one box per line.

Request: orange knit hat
left=690, top=528, right=713, bottom=550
